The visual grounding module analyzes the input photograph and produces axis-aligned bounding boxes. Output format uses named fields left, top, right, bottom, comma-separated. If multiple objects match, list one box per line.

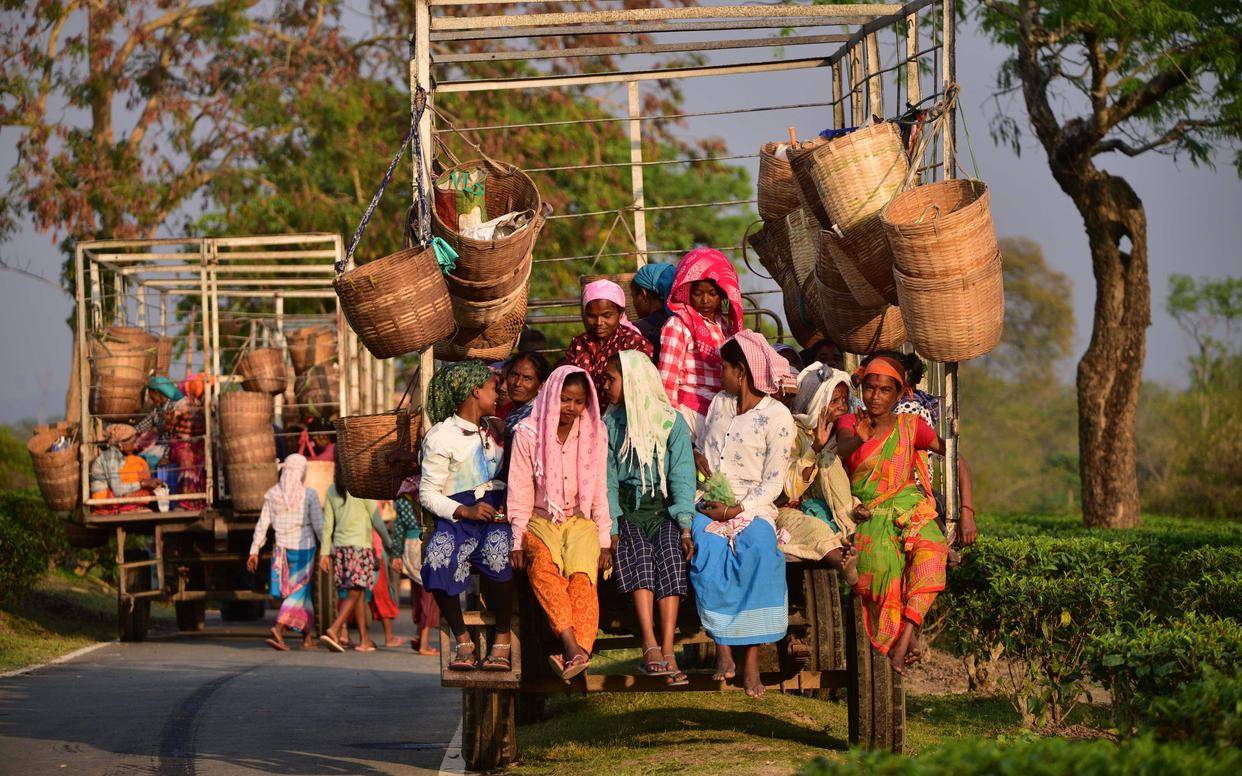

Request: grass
left=0, top=570, right=173, bottom=672
left=509, top=691, right=1023, bottom=775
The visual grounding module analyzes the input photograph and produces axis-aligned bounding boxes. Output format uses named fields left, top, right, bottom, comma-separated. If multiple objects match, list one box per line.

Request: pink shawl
left=582, top=279, right=641, bottom=335
left=731, top=329, right=791, bottom=395
left=515, top=364, right=605, bottom=521
left=667, top=248, right=744, bottom=368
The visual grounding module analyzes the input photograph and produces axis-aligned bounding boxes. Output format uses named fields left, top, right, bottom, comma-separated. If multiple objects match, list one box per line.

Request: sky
left=1, top=6, right=1239, bottom=423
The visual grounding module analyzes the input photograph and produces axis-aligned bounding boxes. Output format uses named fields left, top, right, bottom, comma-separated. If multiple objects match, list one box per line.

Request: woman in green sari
left=836, top=355, right=976, bottom=673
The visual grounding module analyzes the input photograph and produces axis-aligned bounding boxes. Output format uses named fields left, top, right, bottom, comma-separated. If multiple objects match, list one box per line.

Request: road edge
left=0, top=640, right=115, bottom=680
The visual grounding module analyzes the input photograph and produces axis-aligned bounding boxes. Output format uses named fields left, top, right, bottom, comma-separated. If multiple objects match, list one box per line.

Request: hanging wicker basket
left=26, top=429, right=80, bottom=511
left=237, top=348, right=288, bottom=395
left=227, top=461, right=278, bottom=512
left=333, top=410, right=422, bottom=500
left=218, top=392, right=274, bottom=437
left=154, top=336, right=174, bottom=376
left=820, top=288, right=907, bottom=354
left=820, top=228, right=896, bottom=306
left=431, top=160, right=545, bottom=283
left=746, top=218, right=794, bottom=289
left=335, top=245, right=455, bottom=359
left=786, top=137, right=832, bottom=228
left=580, top=273, right=639, bottom=320
left=895, top=250, right=1005, bottom=362
left=881, top=178, right=998, bottom=279
left=436, top=287, right=528, bottom=363
left=447, top=261, right=531, bottom=329
left=286, top=327, right=338, bottom=374
left=814, top=230, right=854, bottom=296
left=758, top=142, right=801, bottom=222
left=785, top=208, right=821, bottom=287
left=808, top=122, right=908, bottom=233
left=101, top=327, right=159, bottom=375
left=294, top=364, right=341, bottom=418
left=221, top=430, right=277, bottom=465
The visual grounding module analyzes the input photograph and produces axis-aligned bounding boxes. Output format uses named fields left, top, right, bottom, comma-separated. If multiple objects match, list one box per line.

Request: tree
left=972, top=0, right=1242, bottom=528
left=1166, top=273, right=1242, bottom=396
left=976, top=237, right=1075, bottom=380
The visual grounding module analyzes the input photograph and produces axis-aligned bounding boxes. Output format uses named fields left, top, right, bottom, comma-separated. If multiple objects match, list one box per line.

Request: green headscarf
left=148, top=375, right=184, bottom=401
left=426, top=360, right=493, bottom=425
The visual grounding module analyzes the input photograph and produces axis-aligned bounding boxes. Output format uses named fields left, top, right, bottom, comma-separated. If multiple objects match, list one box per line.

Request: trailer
left=404, top=0, right=964, bottom=768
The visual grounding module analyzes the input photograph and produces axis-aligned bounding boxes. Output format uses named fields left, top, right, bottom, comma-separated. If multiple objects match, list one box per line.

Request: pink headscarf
left=667, top=248, right=744, bottom=368
left=515, top=364, right=606, bottom=521
left=730, top=330, right=792, bottom=395
left=266, top=453, right=308, bottom=516
left=582, top=279, right=641, bottom=335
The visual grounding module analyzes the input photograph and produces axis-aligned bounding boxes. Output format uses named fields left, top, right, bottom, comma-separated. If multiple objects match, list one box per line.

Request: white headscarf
left=792, top=362, right=853, bottom=454
left=266, top=453, right=308, bottom=516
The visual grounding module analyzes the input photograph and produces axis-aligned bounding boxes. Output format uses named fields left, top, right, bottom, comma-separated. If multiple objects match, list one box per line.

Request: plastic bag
left=435, top=169, right=488, bottom=231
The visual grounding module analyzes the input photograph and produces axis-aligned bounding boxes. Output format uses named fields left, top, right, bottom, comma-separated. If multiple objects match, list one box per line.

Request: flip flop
left=560, top=654, right=590, bottom=683
left=265, top=638, right=289, bottom=652
left=666, top=669, right=690, bottom=687
left=639, top=647, right=672, bottom=676
left=354, top=643, right=377, bottom=653
left=385, top=637, right=407, bottom=649
left=319, top=634, right=346, bottom=653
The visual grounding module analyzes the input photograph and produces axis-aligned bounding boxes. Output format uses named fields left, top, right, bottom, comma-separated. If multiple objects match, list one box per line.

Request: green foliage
left=0, top=490, right=67, bottom=568
left=0, top=498, right=49, bottom=602
left=977, top=238, right=1076, bottom=380
left=1143, top=669, right=1242, bottom=749
left=0, top=425, right=36, bottom=491
left=799, top=734, right=1242, bottom=776
left=944, top=536, right=1145, bottom=726
left=1087, top=613, right=1242, bottom=733
left=701, top=471, right=737, bottom=506
left=1163, top=547, right=1242, bottom=620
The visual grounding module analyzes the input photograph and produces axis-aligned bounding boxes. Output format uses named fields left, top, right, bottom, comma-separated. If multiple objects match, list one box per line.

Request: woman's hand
left=391, top=556, right=403, bottom=573
left=681, top=529, right=693, bottom=561
left=702, top=501, right=734, bottom=522
left=455, top=503, right=497, bottom=522
left=958, top=507, right=978, bottom=547
left=854, top=416, right=874, bottom=442
left=509, top=550, right=525, bottom=570
left=598, top=547, right=614, bottom=572
left=319, top=555, right=332, bottom=574
left=694, top=451, right=712, bottom=479
left=142, top=477, right=162, bottom=490
left=811, top=406, right=835, bottom=453
left=246, top=554, right=259, bottom=573
left=850, top=503, right=872, bottom=523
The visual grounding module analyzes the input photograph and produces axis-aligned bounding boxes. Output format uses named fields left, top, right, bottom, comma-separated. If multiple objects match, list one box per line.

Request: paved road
left=0, top=616, right=462, bottom=775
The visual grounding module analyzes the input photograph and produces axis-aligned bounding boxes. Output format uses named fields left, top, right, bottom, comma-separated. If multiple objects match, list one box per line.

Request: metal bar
left=80, top=237, right=198, bottom=251
left=849, top=45, right=864, bottom=125
left=211, top=233, right=336, bottom=247
left=84, top=493, right=210, bottom=507
left=832, top=59, right=845, bottom=128
left=199, top=243, right=215, bottom=506
left=211, top=250, right=340, bottom=260
left=437, top=32, right=852, bottom=63
left=135, top=285, right=147, bottom=327
left=431, top=16, right=878, bottom=42
left=866, top=32, right=884, bottom=118
left=135, top=288, right=339, bottom=299
left=627, top=80, right=648, bottom=266
left=119, top=263, right=336, bottom=275
left=140, top=278, right=332, bottom=288
left=906, top=10, right=921, bottom=106
left=88, top=261, right=102, bottom=329
left=430, top=5, right=903, bottom=32
left=943, top=0, right=960, bottom=541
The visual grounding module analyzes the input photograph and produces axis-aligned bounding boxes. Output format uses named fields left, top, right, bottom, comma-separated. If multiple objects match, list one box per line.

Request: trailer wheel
left=462, top=688, right=517, bottom=771
left=845, top=595, right=904, bottom=752
left=175, top=601, right=207, bottom=632
left=118, top=550, right=152, bottom=642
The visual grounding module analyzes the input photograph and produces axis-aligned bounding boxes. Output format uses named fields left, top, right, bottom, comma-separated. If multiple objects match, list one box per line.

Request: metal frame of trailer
left=408, top=0, right=962, bottom=768
left=71, top=234, right=387, bottom=639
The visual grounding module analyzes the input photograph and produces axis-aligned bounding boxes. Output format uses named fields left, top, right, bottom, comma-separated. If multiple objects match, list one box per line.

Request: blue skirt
left=420, top=489, right=512, bottom=596
left=689, top=515, right=788, bottom=646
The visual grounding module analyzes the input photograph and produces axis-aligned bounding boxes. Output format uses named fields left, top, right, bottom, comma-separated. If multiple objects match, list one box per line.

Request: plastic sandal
left=666, top=669, right=690, bottom=687
left=639, top=646, right=672, bottom=676
left=481, top=642, right=512, bottom=672
left=560, top=653, right=590, bottom=683
left=319, top=634, right=345, bottom=653
left=448, top=641, right=478, bottom=671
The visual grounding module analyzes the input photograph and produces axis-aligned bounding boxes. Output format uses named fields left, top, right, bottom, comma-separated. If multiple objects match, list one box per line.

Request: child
left=248, top=453, right=324, bottom=650
left=393, top=481, right=441, bottom=655
left=507, top=365, right=613, bottom=682
left=630, top=262, right=676, bottom=357
left=657, top=248, right=744, bottom=439
left=419, top=361, right=515, bottom=671
left=318, top=466, right=392, bottom=653
left=562, top=279, right=653, bottom=403
left=690, top=330, right=794, bottom=698
left=601, top=351, right=696, bottom=686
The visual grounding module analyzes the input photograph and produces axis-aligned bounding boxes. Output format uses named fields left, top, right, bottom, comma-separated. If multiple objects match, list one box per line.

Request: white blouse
left=697, top=393, right=795, bottom=526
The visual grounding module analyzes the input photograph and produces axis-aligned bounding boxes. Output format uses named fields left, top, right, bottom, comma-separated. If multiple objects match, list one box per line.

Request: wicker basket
left=221, top=430, right=277, bottom=465
left=809, top=122, right=908, bottom=233
left=333, top=410, right=422, bottom=500
left=786, top=137, right=832, bottom=228
left=447, top=260, right=531, bottom=329
left=237, top=348, right=287, bottom=395
left=286, top=327, right=337, bottom=374
left=895, top=251, right=1004, bottom=362
left=89, top=374, right=147, bottom=420
left=336, top=245, right=455, bottom=359
left=101, top=327, right=159, bottom=374
left=785, top=208, right=821, bottom=287
left=431, top=160, right=545, bottom=283
left=881, top=179, right=998, bottom=278
left=26, top=430, right=79, bottom=511
left=580, top=273, right=639, bottom=320
left=815, top=230, right=854, bottom=296
left=154, top=336, right=174, bottom=376
left=436, top=287, right=528, bottom=362
left=820, top=288, right=907, bottom=354
left=295, top=364, right=341, bottom=418
left=746, top=218, right=794, bottom=289
left=218, top=392, right=274, bottom=437
left=758, top=142, right=801, bottom=222
left=820, top=228, right=895, bottom=306
left=227, top=461, right=278, bottom=512
left=446, top=259, right=530, bottom=303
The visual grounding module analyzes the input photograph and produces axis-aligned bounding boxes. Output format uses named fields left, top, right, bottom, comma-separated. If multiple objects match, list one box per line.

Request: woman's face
left=689, top=281, right=722, bottom=319
left=600, top=361, right=624, bottom=407
left=558, top=380, right=589, bottom=426
left=720, top=359, right=745, bottom=396
left=828, top=382, right=850, bottom=418
left=505, top=357, right=542, bottom=405
left=861, top=374, right=901, bottom=417
left=583, top=299, right=622, bottom=342
left=149, top=390, right=168, bottom=407
left=631, top=282, right=662, bottom=318
left=473, top=376, right=500, bottom=417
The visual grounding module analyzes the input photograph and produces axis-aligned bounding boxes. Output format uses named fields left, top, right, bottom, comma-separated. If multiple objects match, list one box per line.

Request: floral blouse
left=697, top=393, right=795, bottom=536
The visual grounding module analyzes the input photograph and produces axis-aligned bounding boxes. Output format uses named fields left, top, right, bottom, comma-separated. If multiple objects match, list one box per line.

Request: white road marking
left=0, top=640, right=115, bottom=680
left=438, top=720, right=465, bottom=775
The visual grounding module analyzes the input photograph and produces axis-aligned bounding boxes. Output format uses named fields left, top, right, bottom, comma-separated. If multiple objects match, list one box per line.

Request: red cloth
left=665, top=248, right=743, bottom=371
left=411, top=582, right=441, bottom=629
left=656, top=315, right=726, bottom=416
left=369, top=530, right=400, bottom=621
left=837, top=413, right=936, bottom=475
left=562, top=327, right=653, bottom=403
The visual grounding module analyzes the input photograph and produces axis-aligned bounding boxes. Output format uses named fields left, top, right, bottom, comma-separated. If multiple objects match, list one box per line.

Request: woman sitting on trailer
left=600, top=350, right=696, bottom=686
left=89, top=424, right=162, bottom=514
left=562, top=279, right=653, bottom=403
left=248, top=453, right=324, bottom=651
left=507, top=365, right=613, bottom=683
left=776, top=362, right=860, bottom=581
left=630, top=262, right=676, bottom=358
left=418, top=360, right=515, bottom=672
left=834, top=355, right=976, bottom=674
left=502, top=351, right=550, bottom=440
left=690, top=331, right=794, bottom=698
left=657, top=248, right=744, bottom=439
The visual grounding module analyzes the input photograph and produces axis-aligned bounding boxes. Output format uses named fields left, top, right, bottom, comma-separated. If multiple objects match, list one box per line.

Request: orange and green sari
left=847, top=414, right=947, bottom=654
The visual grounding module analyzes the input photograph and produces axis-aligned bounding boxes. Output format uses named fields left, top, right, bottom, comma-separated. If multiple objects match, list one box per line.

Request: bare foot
left=713, top=647, right=736, bottom=681
left=842, top=547, right=860, bottom=586
left=743, top=670, right=766, bottom=698
left=888, top=635, right=910, bottom=675
left=419, top=646, right=441, bottom=656
left=385, top=636, right=406, bottom=648
left=301, top=636, right=319, bottom=650
left=355, top=640, right=377, bottom=653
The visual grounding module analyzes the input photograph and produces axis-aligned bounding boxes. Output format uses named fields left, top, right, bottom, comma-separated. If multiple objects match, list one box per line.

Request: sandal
left=319, top=634, right=345, bottom=653
left=560, top=653, right=590, bottom=683
left=481, top=642, right=512, bottom=672
left=639, top=646, right=672, bottom=677
left=265, top=638, right=289, bottom=652
left=448, top=641, right=478, bottom=671
left=664, top=655, right=689, bottom=686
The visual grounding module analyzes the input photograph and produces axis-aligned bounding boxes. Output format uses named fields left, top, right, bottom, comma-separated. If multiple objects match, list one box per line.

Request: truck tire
left=462, top=689, right=517, bottom=771
left=846, top=595, right=904, bottom=752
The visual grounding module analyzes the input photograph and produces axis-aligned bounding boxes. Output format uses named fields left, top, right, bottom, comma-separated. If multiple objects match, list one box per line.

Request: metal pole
left=334, top=235, right=349, bottom=418
left=274, top=293, right=285, bottom=422
left=905, top=10, right=921, bottom=107
left=628, top=80, right=649, bottom=266
left=159, top=293, right=168, bottom=334
left=75, top=246, right=92, bottom=507
left=942, top=0, right=960, bottom=542
left=88, top=261, right=103, bottom=330
left=136, top=285, right=147, bottom=328
left=832, top=60, right=845, bottom=129
left=414, top=0, right=436, bottom=431
left=114, top=272, right=124, bottom=325
left=200, top=240, right=216, bottom=506
left=849, top=45, right=864, bottom=126
left=865, top=32, right=883, bottom=118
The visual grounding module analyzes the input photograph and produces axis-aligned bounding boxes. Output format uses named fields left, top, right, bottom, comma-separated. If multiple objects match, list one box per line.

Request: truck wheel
left=175, top=601, right=207, bottom=632
left=462, top=688, right=517, bottom=771
left=845, top=595, right=904, bottom=752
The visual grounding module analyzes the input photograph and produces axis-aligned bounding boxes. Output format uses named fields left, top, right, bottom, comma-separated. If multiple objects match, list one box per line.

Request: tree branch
left=0, top=255, right=64, bottom=291
left=1093, top=119, right=1222, bottom=157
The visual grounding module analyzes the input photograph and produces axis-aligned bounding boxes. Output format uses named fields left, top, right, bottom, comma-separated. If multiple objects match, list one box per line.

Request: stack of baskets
left=746, top=193, right=833, bottom=348
left=881, top=178, right=1003, bottom=361
left=236, top=348, right=287, bottom=395
left=218, top=392, right=277, bottom=511
left=295, top=364, right=340, bottom=418
left=26, top=425, right=79, bottom=512
left=333, top=410, right=421, bottom=499
left=432, top=159, right=544, bottom=361
left=286, top=327, right=339, bottom=418
left=88, top=327, right=158, bottom=420
left=286, top=327, right=337, bottom=374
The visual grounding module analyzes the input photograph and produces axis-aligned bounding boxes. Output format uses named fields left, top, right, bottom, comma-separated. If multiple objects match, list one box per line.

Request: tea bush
left=1143, top=669, right=1242, bottom=749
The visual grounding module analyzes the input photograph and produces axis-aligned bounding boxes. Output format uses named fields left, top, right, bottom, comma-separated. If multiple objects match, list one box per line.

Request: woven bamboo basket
left=431, top=160, right=545, bottom=283
left=295, top=364, right=341, bottom=418
left=446, top=258, right=530, bottom=303
left=222, top=430, right=277, bottom=465
left=820, top=288, right=907, bottom=354
left=154, top=336, right=174, bottom=376
left=786, top=137, right=832, bottom=228
left=895, top=250, right=1004, bottom=362
left=746, top=218, right=794, bottom=289
left=820, top=228, right=895, bottom=306
left=436, top=287, right=528, bottom=362
left=26, top=430, right=80, bottom=511
left=334, top=410, right=422, bottom=499
left=286, top=327, right=337, bottom=374
left=580, top=273, right=639, bottom=320
left=758, top=142, right=801, bottom=222
left=237, top=348, right=287, bottom=395
left=809, top=122, right=908, bottom=233
left=227, top=461, right=278, bottom=512
left=336, top=245, right=455, bottom=359
left=88, top=339, right=149, bottom=418
left=101, top=327, right=159, bottom=374
left=881, top=179, right=998, bottom=279
left=447, top=260, right=531, bottom=329
left=785, top=208, right=821, bottom=287
left=219, top=391, right=273, bottom=437
left=814, top=230, right=854, bottom=296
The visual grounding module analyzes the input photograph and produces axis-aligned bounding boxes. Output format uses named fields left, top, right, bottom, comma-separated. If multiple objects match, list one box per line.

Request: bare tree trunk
left=1067, top=171, right=1150, bottom=529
